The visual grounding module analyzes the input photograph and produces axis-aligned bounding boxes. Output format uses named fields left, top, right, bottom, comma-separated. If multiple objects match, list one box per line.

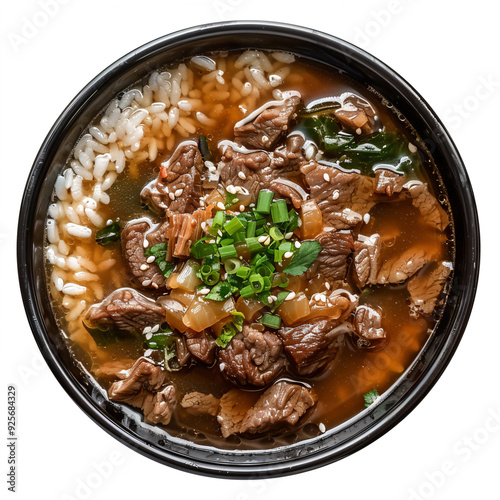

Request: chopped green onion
left=255, top=189, right=274, bottom=214
left=271, top=199, right=289, bottom=224
left=262, top=276, right=272, bottom=291
left=257, top=264, right=273, bottom=278
left=203, top=270, right=220, bottom=286
left=219, top=244, right=237, bottom=260
left=219, top=238, right=235, bottom=247
left=224, top=258, right=241, bottom=274
left=269, top=226, right=284, bottom=241
left=240, top=285, right=255, bottom=298
left=213, top=210, right=226, bottom=228
left=246, top=220, right=257, bottom=238
left=224, top=216, right=245, bottom=236
left=236, top=266, right=251, bottom=279
left=249, top=274, right=264, bottom=292
left=260, top=313, right=282, bottom=329
left=245, top=237, right=263, bottom=254
left=233, top=231, right=246, bottom=243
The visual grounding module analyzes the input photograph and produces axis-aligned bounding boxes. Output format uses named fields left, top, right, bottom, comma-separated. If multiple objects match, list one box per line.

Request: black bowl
left=17, top=21, right=480, bottom=478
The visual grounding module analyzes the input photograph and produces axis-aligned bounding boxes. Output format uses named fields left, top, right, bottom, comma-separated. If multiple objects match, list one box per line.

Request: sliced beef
left=141, top=141, right=204, bottom=214
left=180, top=392, right=220, bottom=416
left=301, top=162, right=376, bottom=229
left=92, top=359, right=135, bottom=379
left=376, top=247, right=430, bottom=284
left=185, top=329, right=217, bottom=365
left=352, top=305, right=386, bottom=350
left=239, top=381, right=317, bottom=435
left=334, top=93, right=377, bottom=135
left=85, top=288, right=165, bottom=333
left=165, top=206, right=213, bottom=259
left=108, top=357, right=176, bottom=425
left=175, top=336, right=192, bottom=367
left=405, top=181, right=449, bottom=230
left=374, top=168, right=407, bottom=196
left=279, top=319, right=350, bottom=376
left=408, top=261, right=453, bottom=315
left=218, top=389, right=256, bottom=438
left=234, top=95, right=301, bottom=150
left=307, top=230, right=354, bottom=281
left=353, top=234, right=382, bottom=288
left=122, top=218, right=169, bottom=289
left=218, top=324, right=286, bottom=387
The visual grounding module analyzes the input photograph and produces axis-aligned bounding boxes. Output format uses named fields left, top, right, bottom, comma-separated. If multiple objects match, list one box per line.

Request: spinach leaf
left=95, top=222, right=120, bottom=247
left=283, top=240, right=323, bottom=276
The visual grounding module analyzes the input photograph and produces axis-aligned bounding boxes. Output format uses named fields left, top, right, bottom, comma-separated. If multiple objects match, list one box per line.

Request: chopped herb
left=271, top=291, right=290, bottom=312
left=83, top=321, right=138, bottom=348
left=95, top=222, right=121, bottom=247
left=144, top=243, right=176, bottom=278
left=255, top=189, right=274, bottom=214
left=164, top=340, right=182, bottom=372
left=363, top=389, right=380, bottom=408
left=260, top=313, right=282, bottom=329
left=283, top=240, right=323, bottom=276
left=190, top=239, right=218, bottom=259
left=216, top=311, right=245, bottom=348
left=204, top=281, right=236, bottom=301
left=198, top=136, right=212, bottom=162
left=225, top=190, right=240, bottom=208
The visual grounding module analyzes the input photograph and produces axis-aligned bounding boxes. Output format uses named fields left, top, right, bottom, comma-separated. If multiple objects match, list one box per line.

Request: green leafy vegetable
left=144, top=243, right=176, bottom=279
left=83, top=321, right=138, bottom=348
left=216, top=311, right=245, bottom=348
left=95, top=222, right=121, bottom=247
left=198, top=136, right=213, bottom=162
left=204, top=281, right=236, bottom=301
left=284, top=240, right=323, bottom=276
left=363, top=389, right=380, bottom=408
left=144, top=324, right=174, bottom=350
left=225, top=190, right=240, bottom=208
left=272, top=291, right=290, bottom=312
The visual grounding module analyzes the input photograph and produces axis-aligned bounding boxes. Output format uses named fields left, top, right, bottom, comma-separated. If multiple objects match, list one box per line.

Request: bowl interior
left=17, top=21, right=479, bottom=478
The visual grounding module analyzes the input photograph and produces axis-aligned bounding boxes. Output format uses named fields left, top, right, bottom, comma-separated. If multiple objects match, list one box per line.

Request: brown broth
left=46, top=51, right=454, bottom=450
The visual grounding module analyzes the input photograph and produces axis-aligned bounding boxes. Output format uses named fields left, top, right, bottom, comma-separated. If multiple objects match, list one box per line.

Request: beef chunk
left=238, top=381, right=317, bottom=435
left=353, top=234, right=381, bottom=287
left=334, top=93, right=377, bottom=135
left=218, top=389, right=256, bottom=438
left=234, top=95, right=301, bottom=150
left=307, top=230, right=354, bottom=281
left=218, top=324, right=286, bottom=387
left=352, top=305, right=386, bottom=349
left=85, top=288, right=165, bottom=333
left=108, top=357, right=176, bottom=425
left=180, top=392, right=220, bottom=416
left=301, top=162, right=376, bottom=229
left=408, top=261, right=453, bottom=315
left=279, top=319, right=350, bottom=376
left=405, top=181, right=449, bottom=230
left=141, top=141, right=204, bottom=214
left=165, top=206, right=212, bottom=259
left=374, top=168, right=407, bottom=196
left=185, top=329, right=217, bottom=365
left=122, top=218, right=168, bottom=289
left=92, top=359, right=135, bottom=379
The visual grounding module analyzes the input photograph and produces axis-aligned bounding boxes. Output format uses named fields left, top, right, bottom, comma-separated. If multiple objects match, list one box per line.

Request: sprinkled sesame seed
left=356, top=128, right=362, bottom=135
left=239, top=205, right=245, bottom=212
left=217, top=202, right=225, bottom=210
left=258, top=235, right=267, bottom=243
left=219, top=362, right=226, bottom=371
left=218, top=229, right=223, bottom=237
left=263, top=236, right=271, bottom=246
left=169, top=192, right=175, bottom=201
left=285, top=291, right=296, bottom=301
left=285, top=232, right=293, bottom=240
left=199, top=288, right=210, bottom=295
left=146, top=256, right=155, bottom=263
left=319, top=423, right=326, bottom=433
left=363, top=213, right=371, bottom=224
left=143, top=239, right=149, bottom=248
left=284, top=251, right=293, bottom=259
left=332, top=190, right=340, bottom=201
left=175, top=188, right=183, bottom=197
left=323, top=173, right=330, bottom=183
left=152, top=283, right=159, bottom=289
left=151, top=324, right=160, bottom=333
left=325, top=282, right=331, bottom=290
left=142, top=279, right=152, bottom=287
left=227, top=185, right=236, bottom=194
left=201, top=221, right=207, bottom=230
left=106, top=219, right=113, bottom=225
left=267, top=296, right=274, bottom=304
left=238, top=171, right=247, bottom=180
left=145, top=332, right=153, bottom=340
left=200, top=199, right=205, bottom=206
left=319, top=294, right=326, bottom=303
left=294, top=241, right=301, bottom=249
left=140, top=264, right=149, bottom=271
left=143, top=326, right=152, bottom=334
left=408, top=142, right=417, bottom=153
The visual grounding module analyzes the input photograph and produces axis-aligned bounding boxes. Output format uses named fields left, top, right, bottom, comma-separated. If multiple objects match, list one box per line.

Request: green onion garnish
left=271, top=199, right=289, bottom=224
left=246, top=220, right=256, bottom=238
left=224, top=258, right=241, bottom=274
left=224, top=216, right=245, bottom=236
left=236, top=266, right=251, bottom=279
left=240, top=285, right=255, bottom=298
left=249, top=274, right=264, bottom=292
left=219, top=244, right=237, bottom=260
left=260, top=313, right=282, bottom=329
left=255, top=189, right=274, bottom=214
left=245, top=237, right=263, bottom=254
left=213, top=210, right=226, bottom=228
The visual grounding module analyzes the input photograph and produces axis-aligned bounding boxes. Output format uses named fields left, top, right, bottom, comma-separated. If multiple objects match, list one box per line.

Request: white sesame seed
left=106, top=219, right=113, bottom=225
left=140, top=264, right=149, bottom=271
left=142, top=279, right=152, bottom=286
left=263, top=236, right=271, bottom=246
left=294, top=241, right=301, bottom=249
left=208, top=165, right=217, bottom=173
left=143, top=326, right=152, bottom=334
left=144, top=349, right=153, bottom=357
left=319, top=423, right=326, bottom=433
left=219, top=362, right=226, bottom=371
left=408, top=142, right=417, bottom=153
left=284, top=251, right=293, bottom=259
left=327, top=302, right=333, bottom=307
left=201, top=221, right=207, bottom=230
left=325, top=282, right=331, bottom=290
left=226, top=185, right=236, bottom=194
left=145, top=332, right=153, bottom=340
left=363, top=213, right=371, bottom=224
left=143, top=239, right=149, bottom=248
left=217, top=229, right=223, bottom=237
left=285, top=291, right=296, bottom=301
left=323, top=173, right=330, bottom=183
left=332, top=190, right=340, bottom=201
left=200, top=199, right=205, bottom=206
left=169, top=192, right=175, bottom=200
left=319, top=294, right=326, bottom=303
left=217, top=202, right=225, bottom=210
left=146, top=256, right=155, bottom=263
left=267, top=296, right=274, bottom=304
left=285, top=232, right=293, bottom=240
left=239, top=205, right=245, bottom=212
left=312, top=293, right=320, bottom=302
left=199, top=288, right=210, bottom=295
left=234, top=185, right=243, bottom=193
left=262, top=135, right=269, bottom=143
left=238, top=171, right=247, bottom=180
left=175, top=188, right=183, bottom=198
left=152, top=283, right=159, bottom=289
left=258, top=235, right=267, bottom=243
left=151, top=324, right=160, bottom=333
left=355, top=128, right=362, bottom=135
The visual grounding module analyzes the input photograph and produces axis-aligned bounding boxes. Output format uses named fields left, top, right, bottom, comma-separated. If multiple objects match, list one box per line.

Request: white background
left=1, top=1, right=499, bottom=499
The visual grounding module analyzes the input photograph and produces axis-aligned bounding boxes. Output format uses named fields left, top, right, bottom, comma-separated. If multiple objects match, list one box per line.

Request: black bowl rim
left=17, top=20, right=480, bottom=478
